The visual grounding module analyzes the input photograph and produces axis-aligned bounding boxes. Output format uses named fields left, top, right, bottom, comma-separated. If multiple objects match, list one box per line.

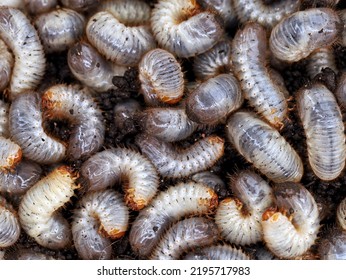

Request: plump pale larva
left=193, top=39, right=232, bottom=81
left=72, top=189, right=129, bottom=260
left=183, top=244, right=251, bottom=260
left=262, top=182, right=320, bottom=259
left=150, top=217, right=219, bottom=260
left=215, top=170, right=274, bottom=245
left=337, top=197, right=346, bottom=230
left=68, top=41, right=128, bottom=93
left=0, top=100, right=9, bottom=138
left=318, top=228, right=346, bottom=260
left=185, top=73, right=243, bottom=125
left=42, top=84, right=105, bottom=161
left=129, top=182, right=218, bottom=257
left=191, top=171, right=228, bottom=198
left=335, top=72, right=346, bottom=108
left=34, top=8, right=85, bottom=53
left=269, top=8, right=342, bottom=63
left=306, top=47, right=337, bottom=79
left=297, top=83, right=346, bottom=181
left=0, top=39, right=13, bottom=92
left=151, top=0, right=223, bottom=58
left=18, top=166, right=79, bottom=250
left=233, top=0, right=300, bottom=29
left=135, top=134, right=225, bottom=179
left=0, top=137, right=22, bottom=171
left=9, top=92, right=66, bottom=164
left=199, top=0, right=237, bottom=28
left=231, top=22, right=288, bottom=127
left=139, top=48, right=184, bottom=105
left=86, top=0, right=155, bottom=66
left=140, top=107, right=198, bottom=142
left=24, top=0, right=57, bottom=14
left=61, top=0, right=99, bottom=11
left=0, top=7, right=46, bottom=99
left=80, top=148, right=159, bottom=211
left=0, top=195, right=20, bottom=248
left=226, top=111, right=304, bottom=183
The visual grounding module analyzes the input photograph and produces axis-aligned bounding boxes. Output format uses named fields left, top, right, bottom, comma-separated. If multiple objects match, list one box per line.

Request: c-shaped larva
left=72, top=189, right=129, bottom=260
left=0, top=39, right=13, bottom=92
left=183, top=244, right=251, bottom=260
left=80, top=148, right=159, bottom=211
left=135, top=134, right=225, bottom=179
left=226, top=111, right=304, bottom=183
left=24, top=0, right=58, bottom=15
left=335, top=72, right=346, bottom=108
left=18, top=165, right=79, bottom=250
left=0, top=7, right=46, bottom=99
left=42, top=84, right=105, bottom=161
left=269, top=8, right=342, bottom=63
left=9, top=92, right=66, bottom=165
left=231, top=22, right=288, bottom=127
left=151, top=0, right=223, bottom=58
left=86, top=0, right=155, bottom=67
left=150, top=217, right=219, bottom=260
left=318, top=228, right=346, bottom=260
left=215, top=170, right=274, bottom=245
left=138, top=48, right=185, bottom=106
left=129, top=181, right=218, bottom=257
left=297, top=83, right=346, bottom=181
left=337, top=197, right=346, bottom=230
left=0, top=195, right=20, bottom=248
left=185, top=73, right=243, bottom=125
left=261, top=182, right=320, bottom=259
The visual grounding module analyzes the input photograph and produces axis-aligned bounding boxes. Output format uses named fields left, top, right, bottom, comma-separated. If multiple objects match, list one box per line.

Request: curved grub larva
left=0, top=195, right=20, bottom=248
left=151, top=0, right=223, bottom=58
left=0, top=7, right=45, bottom=99
left=198, top=0, right=237, bottom=28
left=24, top=0, right=58, bottom=15
left=80, top=148, right=159, bottom=211
left=335, top=72, right=346, bottom=108
left=0, top=137, right=22, bottom=171
left=269, top=8, right=342, bottom=63
left=185, top=73, right=243, bottom=125
left=215, top=170, right=274, bottom=245
left=336, top=197, right=346, bottom=230
left=72, top=189, right=129, bottom=260
left=61, top=0, right=99, bottom=12
left=9, top=92, right=66, bottom=164
left=193, top=39, right=232, bottom=81
left=318, top=228, right=346, bottom=260
left=0, top=39, right=13, bottom=92
left=226, top=111, right=304, bottom=183
left=262, top=182, right=320, bottom=259
left=135, top=134, right=225, bottom=179
left=140, top=107, right=198, bottom=142
left=68, top=41, right=128, bottom=93
left=150, top=217, right=219, bottom=260
left=34, top=8, right=85, bottom=53
left=191, top=171, right=228, bottom=198
left=233, top=0, right=300, bottom=30
left=306, top=47, right=337, bottom=79
left=183, top=244, right=251, bottom=260
left=86, top=0, right=155, bottom=67
left=129, top=181, right=218, bottom=257
left=18, top=165, right=79, bottom=250
left=42, top=84, right=105, bottom=161
left=0, top=99, right=9, bottom=137
left=138, top=48, right=184, bottom=106
left=0, top=160, right=42, bottom=195
left=297, top=83, right=346, bottom=181
left=231, top=22, right=288, bottom=127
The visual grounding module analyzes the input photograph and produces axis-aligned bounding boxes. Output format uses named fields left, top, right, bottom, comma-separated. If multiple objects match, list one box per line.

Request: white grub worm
left=86, top=0, right=156, bottom=67
left=233, top=0, right=300, bottom=30
left=72, top=189, right=129, bottom=260
left=193, top=38, right=233, bottom=81
left=335, top=72, right=346, bottom=108
left=18, top=165, right=79, bottom=250
left=135, top=134, right=225, bottom=179
left=0, top=195, right=20, bottom=248
left=42, top=84, right=105, bottom=161
left=305, top=47, right=337, bottom=79
left=269, top=8, right=342, bottom=63
left=129, top=181, right=218, bottom=257
left=183, top=244, right=251, bottom=260
left=297, top=83, right=346, bottom=181
left=231, top=22, right=288, bottom=128
left=318, top=228, right=346, bottom=260
left=185, top=73, right=243, bottom=125
left=215, top=170, right=274, bottom=245
left=0, top=99, right=9, bottom=137
left=138, top=48, right=185, bottom=106
left=151, top=0, right=223, bottom=58
left=336, top=197, right=346, bottom=230
left=0, top=39, right=13, bottom=92
left=68, top=41, right=128, bottom=93
left=0, top=160, right=42, bottom=195
left=61, top=0, right=99, bottom=12
left=198, top=0, right=237, bottom=28
left=24, top=0, right=58, bottom=15
left=261, top=182, right=320, bottom=259
left=0, top=7, right=46, bottom=99
left=0, top=136, right=22, bottom=171
left=80, top=148, right=159, bottom=211
left=150, top=217, right=219, bottom=260
left=226, top=111, right=304, bottom=183
left=140, top=107, right=198, bottom=142
left=9, top=92, right=66, bottom=165
left=191, top=171, right=228, bottom=198
left=34, top=8, right=85, bottom=53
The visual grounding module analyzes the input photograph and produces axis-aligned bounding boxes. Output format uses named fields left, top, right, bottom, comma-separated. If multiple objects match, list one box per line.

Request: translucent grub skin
left=183, top=244, right=251, bottom=260
left=24, top=0, right=58, bottom=15
left=305, top=47, right=337, bottom=79
left=0, top=195, right=20, bottom=248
